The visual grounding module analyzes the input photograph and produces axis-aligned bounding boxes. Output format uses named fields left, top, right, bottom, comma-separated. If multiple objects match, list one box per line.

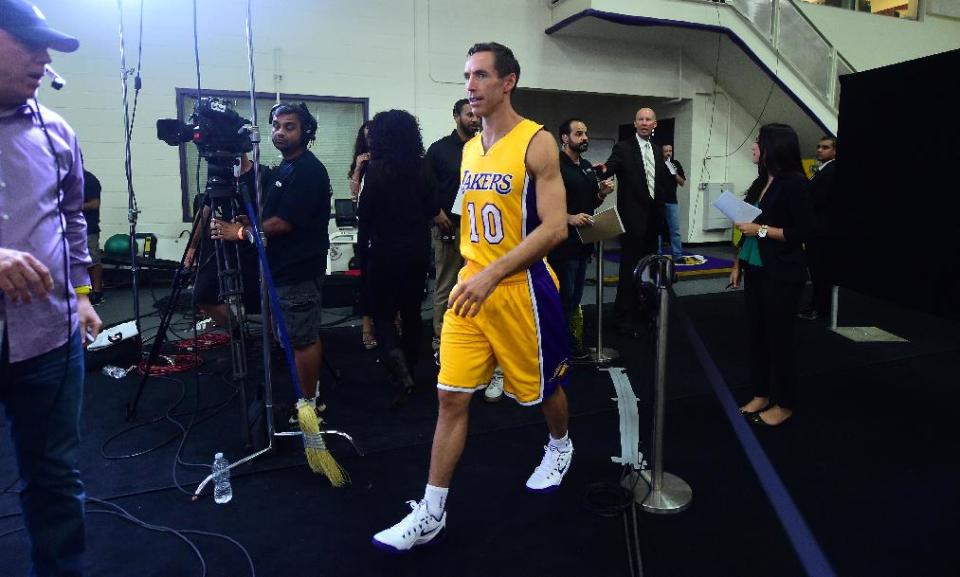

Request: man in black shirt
left=425, top=98, right=479, bottom=361
left=657, top=144, right=686, bottom=263
left=548, top=119, right=613, bottom=358
left=214, top=103, right=331, bottom=408
left=82, top=168, right=104, bottom=304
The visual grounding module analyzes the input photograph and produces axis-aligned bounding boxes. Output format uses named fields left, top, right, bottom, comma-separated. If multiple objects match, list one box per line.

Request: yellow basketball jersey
left=458, top=119, right=543, bottom=275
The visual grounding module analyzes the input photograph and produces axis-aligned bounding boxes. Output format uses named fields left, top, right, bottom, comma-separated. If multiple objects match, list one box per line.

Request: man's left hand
left=736, top=222, right=761, bottom=236
left=77, top=294, right=103, bottom=347
left=448, top=269, right=499, bottom=317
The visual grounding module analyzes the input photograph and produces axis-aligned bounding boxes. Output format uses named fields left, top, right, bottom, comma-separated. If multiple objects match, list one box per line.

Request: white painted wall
left=34, top=0, right=746, bottom=255
left=796, top=1, right=960, bottom=71
left=31, top=0, right=957, bottom=256
left=42, top=0, right=939, bottom=256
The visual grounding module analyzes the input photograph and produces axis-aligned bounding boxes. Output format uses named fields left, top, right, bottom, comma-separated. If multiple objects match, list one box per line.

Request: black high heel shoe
left=750, top=411, right=792, bottom=427
left=738, top=403, right=769, bottom=417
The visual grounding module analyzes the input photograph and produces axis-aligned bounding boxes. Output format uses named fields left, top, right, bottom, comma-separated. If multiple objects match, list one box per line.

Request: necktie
left=641, top=141, right=656, bottom=199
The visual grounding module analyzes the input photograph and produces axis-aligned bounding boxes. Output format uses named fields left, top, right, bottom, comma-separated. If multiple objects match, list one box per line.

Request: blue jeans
left=549, top=255, right=588, bottom=347
left=1, top=331, right=86, bottom=577
left=663, top=203, right=683, bottom=260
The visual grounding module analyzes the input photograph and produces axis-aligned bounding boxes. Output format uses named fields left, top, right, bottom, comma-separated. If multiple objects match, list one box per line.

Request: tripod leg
left=214, top=199, right=254, bottom=446
left=127, top=203, right=208, bottom=421
left=127, top=262, right=196, bottom=419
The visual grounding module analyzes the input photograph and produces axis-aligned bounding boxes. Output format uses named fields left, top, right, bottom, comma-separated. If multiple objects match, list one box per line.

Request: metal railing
left=705, top=0, right=856, bottom=112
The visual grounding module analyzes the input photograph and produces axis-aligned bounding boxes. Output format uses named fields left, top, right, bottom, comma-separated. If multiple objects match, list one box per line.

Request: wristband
left=237, top=226, right=246, bottom=241
left=75, top=285, right=92, bottom=295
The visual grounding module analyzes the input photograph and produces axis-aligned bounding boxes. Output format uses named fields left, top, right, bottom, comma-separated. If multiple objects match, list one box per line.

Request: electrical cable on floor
left=583, top=465, right=647, bottom=517
left=0, top=496, right=257, bottom=577
left=581, top=288, right=661, bottom=576
left=100, top=374, right=235, bottom=461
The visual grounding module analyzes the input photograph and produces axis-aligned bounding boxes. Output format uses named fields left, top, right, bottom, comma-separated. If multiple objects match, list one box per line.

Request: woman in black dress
left=349, top=121, right=376, bottom=349
left=357, top=110, right=436, bottom=405
left=730, top=123, right=814, bottom=427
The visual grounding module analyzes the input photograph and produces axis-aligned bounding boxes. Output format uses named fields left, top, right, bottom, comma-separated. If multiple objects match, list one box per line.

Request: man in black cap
left=1, top=2, right=95, bottom=576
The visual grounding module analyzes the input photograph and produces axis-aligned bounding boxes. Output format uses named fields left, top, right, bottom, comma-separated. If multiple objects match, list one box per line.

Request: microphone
left=44, top=65, right=66, bottom=90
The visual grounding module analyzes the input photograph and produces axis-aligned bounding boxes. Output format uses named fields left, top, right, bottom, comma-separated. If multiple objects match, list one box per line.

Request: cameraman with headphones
left=212, top=103, right=332, bottom=418
left=1, top=1, right=103, bottom=575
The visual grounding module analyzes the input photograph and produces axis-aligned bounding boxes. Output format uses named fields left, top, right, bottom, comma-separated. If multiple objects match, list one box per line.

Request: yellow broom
left=298, top=398, right=349, bottom=487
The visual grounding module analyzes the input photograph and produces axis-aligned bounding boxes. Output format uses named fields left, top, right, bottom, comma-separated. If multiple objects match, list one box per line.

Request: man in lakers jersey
left=374, top=42, right=572, bottom=552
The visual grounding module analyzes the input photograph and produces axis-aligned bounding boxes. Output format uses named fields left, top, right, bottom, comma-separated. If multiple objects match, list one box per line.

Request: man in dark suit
left=800, top=135, right=837, bottom=320
left=599, top=107, right=667, bottom=334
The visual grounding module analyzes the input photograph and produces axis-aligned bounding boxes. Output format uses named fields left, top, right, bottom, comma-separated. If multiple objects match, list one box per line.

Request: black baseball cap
left=0, top=0, right=79, bottom=52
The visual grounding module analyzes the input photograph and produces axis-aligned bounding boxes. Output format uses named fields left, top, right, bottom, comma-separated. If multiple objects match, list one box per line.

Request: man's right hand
left=433, top=210, right=454, bottom=233
left=0, top=248, right=54, bottom=304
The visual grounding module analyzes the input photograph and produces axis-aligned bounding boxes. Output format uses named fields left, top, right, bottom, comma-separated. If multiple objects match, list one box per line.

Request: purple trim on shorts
left=524, top=175, right=540, bottom=238
left=529, top=260, right=570, bottom=398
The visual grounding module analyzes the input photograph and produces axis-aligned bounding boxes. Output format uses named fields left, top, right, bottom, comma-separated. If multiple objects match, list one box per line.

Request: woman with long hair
left=357, top=110, right=436, bottom=405
left=730, top=123, right=814, bottom=427
left=349, top=121, right=377, bottom=350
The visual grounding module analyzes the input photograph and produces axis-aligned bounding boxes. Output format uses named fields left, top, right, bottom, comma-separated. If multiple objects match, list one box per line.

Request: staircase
left=546, top=0, right=856, bottom=135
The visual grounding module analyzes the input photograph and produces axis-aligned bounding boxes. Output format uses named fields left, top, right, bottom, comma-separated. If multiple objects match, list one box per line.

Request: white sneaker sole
left=371, top=520, right=445, bottom=553
left=526, top=451, right=573, bottom=493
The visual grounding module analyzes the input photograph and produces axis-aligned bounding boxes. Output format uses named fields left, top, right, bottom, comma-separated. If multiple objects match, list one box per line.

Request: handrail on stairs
left=691, top=0, right=855, bottom=112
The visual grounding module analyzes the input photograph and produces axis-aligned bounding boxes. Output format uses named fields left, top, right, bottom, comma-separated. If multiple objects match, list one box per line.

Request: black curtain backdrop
left=835, top=48, right=960, bottom=321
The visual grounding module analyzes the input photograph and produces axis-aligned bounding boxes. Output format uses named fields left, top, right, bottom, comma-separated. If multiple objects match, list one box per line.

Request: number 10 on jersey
left=465, top=202, right=505, bottom=245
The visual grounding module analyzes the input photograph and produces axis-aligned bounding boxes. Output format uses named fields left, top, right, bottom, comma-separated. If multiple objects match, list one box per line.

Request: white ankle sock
left=548, top=432, right=571, bottom=450
left=423, top=484, right=448, bottom=519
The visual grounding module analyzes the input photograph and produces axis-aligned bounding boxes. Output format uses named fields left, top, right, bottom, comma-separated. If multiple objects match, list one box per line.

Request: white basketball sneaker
left=372, top=500, right=446, bottom=553
left=525, top=440, right=574, bottom=492
left=484, top=369, right=504, bottom=402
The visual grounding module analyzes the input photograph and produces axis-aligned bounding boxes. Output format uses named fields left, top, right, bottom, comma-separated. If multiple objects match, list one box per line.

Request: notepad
left=577, top=206, right=626, bottom=244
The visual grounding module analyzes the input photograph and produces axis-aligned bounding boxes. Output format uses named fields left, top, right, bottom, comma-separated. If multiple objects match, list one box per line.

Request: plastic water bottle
left=101, top=365, right=129, bottom=379
left=212, top=452, right=233, bottom=504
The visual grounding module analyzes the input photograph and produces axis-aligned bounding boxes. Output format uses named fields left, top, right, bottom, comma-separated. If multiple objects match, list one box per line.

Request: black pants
left=366, top=255, right=427, bottom=367
left=804, top=239, right=832, bottom=318
left=743, top=263, right=803, bottom=409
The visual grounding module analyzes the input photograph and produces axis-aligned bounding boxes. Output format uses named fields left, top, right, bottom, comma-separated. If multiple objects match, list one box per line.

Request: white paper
left=711, top=191, right=761, bottom=223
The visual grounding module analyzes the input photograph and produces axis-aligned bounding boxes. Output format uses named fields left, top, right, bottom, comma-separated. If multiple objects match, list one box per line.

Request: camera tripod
left=126, top=173, right=345, bottom=446
left=126, top=173, right=258, bottom=443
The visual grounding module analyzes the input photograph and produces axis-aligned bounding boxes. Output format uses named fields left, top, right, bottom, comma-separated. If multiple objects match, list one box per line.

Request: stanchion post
left=830, top=285, right=839, bottom=331
left=629, top=257, right=692, bottom=514
left=588, top=240, right=619, bottom=364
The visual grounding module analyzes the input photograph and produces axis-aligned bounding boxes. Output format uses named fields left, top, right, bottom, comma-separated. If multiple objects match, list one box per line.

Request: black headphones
left=269, top=102, right=317, bottom=148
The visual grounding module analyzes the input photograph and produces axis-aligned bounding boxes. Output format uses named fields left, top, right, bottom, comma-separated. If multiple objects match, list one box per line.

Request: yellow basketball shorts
left=437, top=260, right=570, bottom=405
